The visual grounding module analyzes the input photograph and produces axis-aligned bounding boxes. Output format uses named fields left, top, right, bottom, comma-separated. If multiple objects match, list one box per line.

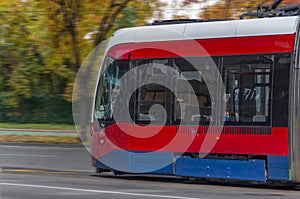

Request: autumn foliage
left=0, top=0, right=163, bottom=123
left=199, top=0, right=300, bottom=20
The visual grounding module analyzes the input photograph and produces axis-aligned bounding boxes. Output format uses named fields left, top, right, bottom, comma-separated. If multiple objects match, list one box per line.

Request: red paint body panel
left=92, top=34, right=293, bottom=159
left=107, top=34, right=295, bottom=59
left=92, top=123, right=288, bottom=159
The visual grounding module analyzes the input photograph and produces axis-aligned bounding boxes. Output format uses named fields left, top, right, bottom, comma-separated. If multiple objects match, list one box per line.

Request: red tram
left=91, top=1, right=300, bottom=183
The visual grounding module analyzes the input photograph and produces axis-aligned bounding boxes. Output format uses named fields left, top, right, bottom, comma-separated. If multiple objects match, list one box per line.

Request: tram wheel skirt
left=175, top=156, right=266, bottom=182
left=94, top=150, right=291, bottom=182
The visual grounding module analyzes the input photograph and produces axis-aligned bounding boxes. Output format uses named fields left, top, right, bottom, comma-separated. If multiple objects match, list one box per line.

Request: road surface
left=0, top=143, right=92, bottom=171
left=0, top=143, right=299, bottom=199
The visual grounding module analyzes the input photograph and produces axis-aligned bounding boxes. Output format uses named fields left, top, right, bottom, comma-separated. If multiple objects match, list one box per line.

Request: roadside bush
left=0, top=95, right=74, bottom=124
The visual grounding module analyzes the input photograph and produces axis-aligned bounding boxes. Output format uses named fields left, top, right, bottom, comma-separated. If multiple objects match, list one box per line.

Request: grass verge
left=0, top=135, right=81, bottom=144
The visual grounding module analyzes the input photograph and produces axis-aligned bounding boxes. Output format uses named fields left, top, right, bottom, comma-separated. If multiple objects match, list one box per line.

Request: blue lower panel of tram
left=267, top=156, right=289, bottom=181
left=175, top=156, right=266, bottom=182
left=95, top=150, right=174, bottom=174
left=95, top=150, right=289, bottom=181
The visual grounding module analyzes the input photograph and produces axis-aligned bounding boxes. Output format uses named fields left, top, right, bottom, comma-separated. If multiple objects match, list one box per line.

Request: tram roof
left=107, top=16, right=299, bottom=50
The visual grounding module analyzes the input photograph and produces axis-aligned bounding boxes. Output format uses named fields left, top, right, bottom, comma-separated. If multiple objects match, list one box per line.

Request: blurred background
left=0, top=0, right=299, bottom=126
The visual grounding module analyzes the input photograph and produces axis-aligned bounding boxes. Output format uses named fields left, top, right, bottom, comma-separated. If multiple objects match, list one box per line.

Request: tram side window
left=94, top=57, right=130, bottom=123
left=272, top=54, right=290, bottom=127
left=223, top=55, right=272, bottom=125
left=133, top=59, right=173, bottom=125
left=173, top=57, right=217, bottom=125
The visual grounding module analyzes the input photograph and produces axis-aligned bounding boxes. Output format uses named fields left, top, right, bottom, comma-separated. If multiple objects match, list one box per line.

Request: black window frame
left=94, top=53, right=291, bottom=128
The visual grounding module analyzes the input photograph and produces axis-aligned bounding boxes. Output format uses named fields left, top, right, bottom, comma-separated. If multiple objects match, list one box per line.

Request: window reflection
left=173, top=58, right=216, bottom=125
left=94, top=54, right=290, bottom=127
left=134, top=59, right=173, bottom=124
left=94, top=57, right=129, bottom=121
left=223, top=55, right=272, bottom=125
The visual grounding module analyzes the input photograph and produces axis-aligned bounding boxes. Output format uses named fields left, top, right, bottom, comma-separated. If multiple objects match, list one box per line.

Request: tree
left=199, top=0, right=300, bottom=20
left=35, top=0, right=163, bottom=99
left=33, top=0, right=164, bottom=138
left=74, top=0, right=164, bottom=140
left=0, top=1, right=46, bottom=106
left=0, top=0, right=162, bottom=125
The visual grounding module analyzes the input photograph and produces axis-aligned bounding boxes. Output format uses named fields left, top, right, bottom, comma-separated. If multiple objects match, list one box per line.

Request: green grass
left=0, top=123, right=76, bottom=130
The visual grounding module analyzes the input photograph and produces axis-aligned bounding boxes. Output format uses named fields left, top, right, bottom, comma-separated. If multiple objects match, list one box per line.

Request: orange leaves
left=199, top=0, right=300, bottom=20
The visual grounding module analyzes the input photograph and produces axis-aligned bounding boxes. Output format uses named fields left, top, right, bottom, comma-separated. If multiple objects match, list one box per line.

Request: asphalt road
left=1, top=143, right=300, bottom=199
left=0, top=143, right=92, bottom=171
left=2, top=170, right=300, bottom=199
